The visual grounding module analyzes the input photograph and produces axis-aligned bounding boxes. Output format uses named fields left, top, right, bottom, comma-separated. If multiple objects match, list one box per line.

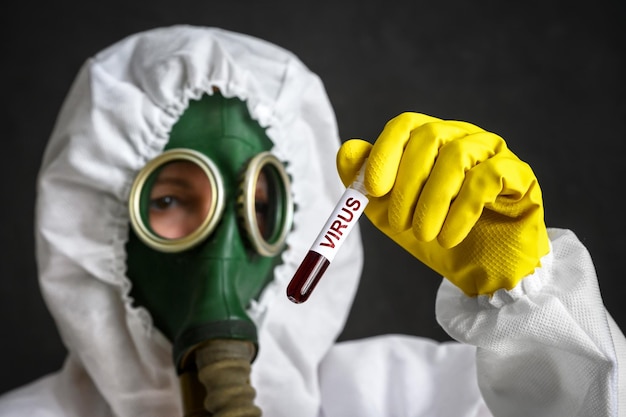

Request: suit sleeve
left=436, top=228, right=625, bottom=417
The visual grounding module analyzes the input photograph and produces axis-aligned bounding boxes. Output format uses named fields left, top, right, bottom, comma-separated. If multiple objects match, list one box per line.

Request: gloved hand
left=337, top=112, right=550, bottom=296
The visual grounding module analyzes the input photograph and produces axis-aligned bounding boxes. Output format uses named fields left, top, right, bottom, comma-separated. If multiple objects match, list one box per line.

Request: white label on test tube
left=310, top=188, right=368, bottom=262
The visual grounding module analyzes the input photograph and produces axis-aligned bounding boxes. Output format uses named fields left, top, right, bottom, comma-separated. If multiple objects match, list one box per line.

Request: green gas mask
left=125, top=93, right=293, bottom=416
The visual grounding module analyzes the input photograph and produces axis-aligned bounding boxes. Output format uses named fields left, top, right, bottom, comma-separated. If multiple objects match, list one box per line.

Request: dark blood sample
left=286, top=251, right=330, bottom=303
left=287, top=159, right=369, bottom=304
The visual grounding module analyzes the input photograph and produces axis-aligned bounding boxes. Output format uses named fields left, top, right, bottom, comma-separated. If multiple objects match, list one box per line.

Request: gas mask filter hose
left=194, top=339, right=261, bottom=417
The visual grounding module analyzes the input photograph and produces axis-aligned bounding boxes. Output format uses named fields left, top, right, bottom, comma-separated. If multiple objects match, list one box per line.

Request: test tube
left=287, top=160, right=369, bottom=304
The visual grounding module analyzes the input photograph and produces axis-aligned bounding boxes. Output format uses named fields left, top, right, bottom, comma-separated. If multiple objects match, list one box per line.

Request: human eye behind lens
left=150, top=195, right=179, bottom=212
left=255, top=201, right=268, bottom=234
left=141, top=158, right=217, bottom=241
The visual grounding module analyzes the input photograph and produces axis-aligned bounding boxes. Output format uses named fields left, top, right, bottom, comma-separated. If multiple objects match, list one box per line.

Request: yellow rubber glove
left=337, top=112, right=550, bottom=296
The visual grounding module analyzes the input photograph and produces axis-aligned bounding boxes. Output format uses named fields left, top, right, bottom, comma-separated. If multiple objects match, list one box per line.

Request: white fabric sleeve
left=318, top=334, right=493, bottom=417
left=436, top=228, right=625, bottom=417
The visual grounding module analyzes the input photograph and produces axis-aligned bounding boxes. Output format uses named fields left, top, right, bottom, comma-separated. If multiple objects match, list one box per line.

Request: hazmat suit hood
left=31, top=25, right=363, bottom=417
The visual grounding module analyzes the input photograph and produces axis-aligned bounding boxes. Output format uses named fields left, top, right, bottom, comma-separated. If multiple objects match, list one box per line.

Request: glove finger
left=494, top=151, right=539, bottom=202
left=439, top=150, right=537, bottom=248
left=337, top=139, right=372, bottom=187
left=367, top=112, right=442, bottom=197
left=389, top=120, right=479, bottom=232
left=438, top=120, right=486, bottom=135
left=412, top=131, right=506, bottom=243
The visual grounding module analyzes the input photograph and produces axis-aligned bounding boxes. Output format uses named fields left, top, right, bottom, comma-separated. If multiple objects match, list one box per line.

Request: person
left=0, top=24, right=623, bottom=417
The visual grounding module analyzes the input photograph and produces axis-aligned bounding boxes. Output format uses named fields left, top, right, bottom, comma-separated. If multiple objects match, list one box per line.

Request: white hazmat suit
left=0, top=24, right=623, bottom=417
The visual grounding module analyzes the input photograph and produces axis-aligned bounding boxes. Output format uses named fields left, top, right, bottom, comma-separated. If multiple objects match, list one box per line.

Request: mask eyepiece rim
left=239, top=151, right=293, bottom=257
left=128, top=148, right=225, bottom=253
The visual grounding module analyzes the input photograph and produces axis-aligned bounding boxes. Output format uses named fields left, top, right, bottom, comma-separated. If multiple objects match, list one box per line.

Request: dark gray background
left=1, top=0, right=624, bottom=395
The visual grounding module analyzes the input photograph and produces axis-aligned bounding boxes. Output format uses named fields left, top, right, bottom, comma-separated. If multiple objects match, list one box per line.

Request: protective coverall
left=0, top=25, right=623, bottom=417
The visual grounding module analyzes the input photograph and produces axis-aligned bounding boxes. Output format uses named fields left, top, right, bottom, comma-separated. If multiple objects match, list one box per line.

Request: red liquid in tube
left=287, top=160, right=368, bottom=304
left=286, top=251, right=330, bottom=303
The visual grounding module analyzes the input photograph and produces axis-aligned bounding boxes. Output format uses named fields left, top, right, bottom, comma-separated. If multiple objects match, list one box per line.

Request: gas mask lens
left=239, top=151, right=293, bottom=257
left=129, top=149, right=224, bottom=252
left=129, top=149, right=292, bottom=255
